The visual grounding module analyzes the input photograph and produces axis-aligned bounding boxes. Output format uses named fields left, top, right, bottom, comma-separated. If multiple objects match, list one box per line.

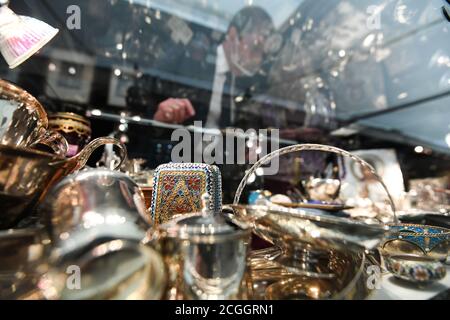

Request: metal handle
left=49, top=137, right=127, bottom=175
left=233, top=144, right=397, bottom=222
left=30, top=130, right=69, bottom=157
left=71, top=137, right=127, bottom=171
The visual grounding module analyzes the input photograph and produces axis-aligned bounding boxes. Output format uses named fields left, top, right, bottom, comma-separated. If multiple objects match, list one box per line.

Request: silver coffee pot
left=147, top=194, right=251, bottom=300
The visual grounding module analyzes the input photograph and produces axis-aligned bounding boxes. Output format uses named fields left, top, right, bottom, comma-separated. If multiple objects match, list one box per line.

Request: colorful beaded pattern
left=150, top=163, right=222, bottom=224
left=384, top=224, right=450, bottom=254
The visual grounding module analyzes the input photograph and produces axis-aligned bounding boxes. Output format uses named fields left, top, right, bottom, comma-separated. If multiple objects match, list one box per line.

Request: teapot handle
left=30, top=130, right=69, bottom=158
left=72, top=137, right=127, bottom=171
left=53, top=137, right=127, bottom=173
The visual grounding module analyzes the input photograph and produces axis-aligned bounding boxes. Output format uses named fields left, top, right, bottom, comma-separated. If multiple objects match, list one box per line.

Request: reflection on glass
left=0, top=0, right=449, bottom=199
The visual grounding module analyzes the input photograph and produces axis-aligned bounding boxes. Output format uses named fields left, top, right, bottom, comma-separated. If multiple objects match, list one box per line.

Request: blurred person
left=124, top=6, right=274, bottom=203
left=131, top=6, right=274, bottom=128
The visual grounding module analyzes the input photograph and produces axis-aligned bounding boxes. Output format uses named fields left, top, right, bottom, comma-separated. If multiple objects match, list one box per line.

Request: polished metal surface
left=148, top=198, right=251, bottom=300
left=230, top=204, right=388, bottom=252
left=0, top=79, right=67, bottom=156
left=48, top=112, right=92, bottom=137
left=0, top=226, right=49, bottom=299
left=122, top=158, right=154, bottom=210
left=230, top=144, right=393, bottom=277
left=0, top=137, right=126, bottom=230
left=0, top=79, right=48, bottom=148
left=39, top=167, right=150, bottom=257
left=229, top=204, right=387, bottom=275
left=48, top=112, right=92, bottom=157
left=39, top=240, right=166, bottom=300
left=249, top=247, right=370, bottom=300
left=0, top=226, right=47, bottom=272
left=382, top=238, right=449, bottom=262
left=0, top=145, right=65, bottom=229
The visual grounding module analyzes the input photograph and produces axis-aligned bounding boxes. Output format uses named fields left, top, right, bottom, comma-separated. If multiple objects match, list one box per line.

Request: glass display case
left=2, top=1, right=450, bottom=200
left=0, top=0, right=449, bottom=301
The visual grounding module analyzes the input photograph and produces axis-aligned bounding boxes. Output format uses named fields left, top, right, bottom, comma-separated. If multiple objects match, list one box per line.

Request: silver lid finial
left=201, top=193, right=211, bottom=216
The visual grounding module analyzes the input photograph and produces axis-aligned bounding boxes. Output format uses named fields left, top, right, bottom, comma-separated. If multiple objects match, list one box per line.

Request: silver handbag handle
left=233, top=144, right=397, bottom=222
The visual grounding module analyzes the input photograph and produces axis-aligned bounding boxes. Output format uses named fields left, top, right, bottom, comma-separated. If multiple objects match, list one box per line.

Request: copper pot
left=0, top=137, right=127, bottom=229
left=0, top=79, right=67, bottom=157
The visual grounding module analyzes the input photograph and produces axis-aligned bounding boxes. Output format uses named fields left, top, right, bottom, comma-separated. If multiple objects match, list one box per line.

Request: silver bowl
left=229, top=204, right=387, bottom=276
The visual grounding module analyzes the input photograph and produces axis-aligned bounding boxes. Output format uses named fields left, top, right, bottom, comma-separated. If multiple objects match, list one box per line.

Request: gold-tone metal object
left=39, top=240, right=167, bottom=300
left=48, top=112, right=92, bottom=157
left=303, top=177, right=341, bottom=203
left=0, top=226, right=49, bottom=299
left=48, top=112, right=91, bottom=137
left=249, top=247, right=370, bottom=300
left=0, top=137, right=127, bottom=229
left=147, top=198, right=251, bottom=300
left=140, top=186, right=153, bottom=210
left=0, top=79, right=68, bottom=156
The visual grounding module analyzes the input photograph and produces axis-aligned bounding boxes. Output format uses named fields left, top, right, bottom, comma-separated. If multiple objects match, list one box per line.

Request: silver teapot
left=35, top=168, right=165, bottom=299
left=38, top=167, right=151, bottom=257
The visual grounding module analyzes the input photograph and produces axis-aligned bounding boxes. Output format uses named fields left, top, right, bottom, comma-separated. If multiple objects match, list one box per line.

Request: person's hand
left=153, top=98, right=196, bottom=124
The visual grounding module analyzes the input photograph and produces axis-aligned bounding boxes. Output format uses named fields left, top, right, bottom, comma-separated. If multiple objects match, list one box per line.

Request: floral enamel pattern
left=385, top=256, right=446, bottom=284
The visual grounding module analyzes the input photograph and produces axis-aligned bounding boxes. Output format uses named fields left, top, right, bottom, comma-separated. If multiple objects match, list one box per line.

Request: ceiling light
left=414, top=146, right=424, bottom=153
